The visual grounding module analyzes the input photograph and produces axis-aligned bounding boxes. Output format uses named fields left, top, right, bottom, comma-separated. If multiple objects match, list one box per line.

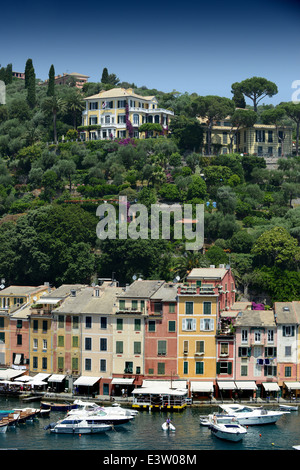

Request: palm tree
left=67, top=91, right=85, bottom=129
left=173, top=251, right=209, bottom=281
left=42, top=96, right=67, bottom=143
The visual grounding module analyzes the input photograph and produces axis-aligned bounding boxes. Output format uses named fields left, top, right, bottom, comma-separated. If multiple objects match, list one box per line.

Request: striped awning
left=190, top=381, right=214, bottom=392
left=217, top=381, right=237, bottom=390
left=284, top=382, right=300, bottom=390
left=73, top=376, right=101, bottom=386
left=235, top=381, right=257, bottom=390
left=262, top=382, right=280, bottom=391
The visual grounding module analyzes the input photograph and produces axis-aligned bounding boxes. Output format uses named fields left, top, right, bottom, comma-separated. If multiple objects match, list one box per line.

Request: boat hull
left=41, top=402, right=77, bottom=411
left=51, top=424, right=111, bottom=434
left=210, top=424, right=246, bottom=442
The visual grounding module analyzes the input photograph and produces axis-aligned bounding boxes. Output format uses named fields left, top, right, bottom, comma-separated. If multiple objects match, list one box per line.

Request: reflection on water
left=0, top=397, right=298, bottom=451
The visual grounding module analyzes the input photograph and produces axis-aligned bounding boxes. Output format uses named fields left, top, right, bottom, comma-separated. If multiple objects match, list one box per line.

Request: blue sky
left=1, top=0, right=300, bottom=106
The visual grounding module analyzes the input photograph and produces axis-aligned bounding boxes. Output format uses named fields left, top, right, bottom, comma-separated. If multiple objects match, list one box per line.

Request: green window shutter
left=58, top=356, right=64, bottom=370
left=185, top=302, right=193, bottom=315
left=168, top=320, right=176, bottom=332
left=117, top=318, right=123, bottom=330
left=134, top=342, right=141, bottom=354
left=119, top=300, right=125, bottom=310
left=217, top=362, right=221, bottom=374
left=72, top=336, right=78, bottom=347
left=228, top=362, right=232, bottom=374
left=72, top=357, right=78, bottom=371
left=116, top=341, right=123, bottom=354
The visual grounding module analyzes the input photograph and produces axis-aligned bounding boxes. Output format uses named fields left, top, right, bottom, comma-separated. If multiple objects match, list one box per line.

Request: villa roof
left=187, top=267, right=228, bottom=280
left=150, top=283, right=178, bottom=302
left=235, top=309, right=276, bottom=327
left=84, top=87, right=156, bottom=102
left=117, top=280, right=165, bottom=299
left=274, top=302, right=300, bottom=324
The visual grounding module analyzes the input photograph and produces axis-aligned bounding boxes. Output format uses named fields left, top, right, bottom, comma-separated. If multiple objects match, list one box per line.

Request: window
left=256, top=130, right=265, bottom=142
left=43, top=339, right=47, bottom=351
left=105, top=115, right=110, bottom=124
left=168, top=320, right=176, bottom=332
left=116, top=341, right=123, bottom=354
left=154, top=302, right=162, bottom=314
left=285, top=346, right=291, bottom=357
left=100, top=317, right=107, bottom=329
left=267, top=329, right=274, bottom=343
left=85, top=316, right=92, bottom=328
left=100, top=338, right=107, bottom=351
left=119, top=300, right=125, bottom=310
left=33, top=357, right=38, bottom=368
left=157, top=363, right=165, bottom=375
left=0, top=332, right=4, bottom=344
left=72, top=336, right=78, bottom=347
left=200, top=318, right=214, bottom=331
left=183, top=340, right=189, bottom=354
left=58, top=356, right=64, bottom=371
left=183, top=361, right=188, bottom=374
left=264, top=365, right=277, bottom=377
left=58, top=336, right=64, bottom=347
left=42, top=320, right=47, bottom=333
left=203, top=302, right=211, bottom=315
left=58, top=316, right=64, bottom=328
left=185, top=302, right=194, bottom=315
left=254, top=330, right=261, bottom=343
left=134, top=342, right=141, bottom=354
left=158, top=340, right=167, bottom=356
left=42, top=357, right=47, bottom=370
left=72, top=357, right=78, bottom=372
left=132, top=300, right=138, bottom=310
left=241, top=365, right=248, bottom=376
left=217, top=361, right=232, bottom=374
left=285, top=366, right=292, bottom=377
left=33, top=338, right=38, bottom=350
left=283, top=325, right=295, bottom=337
left=268, top=130, right=273, bottom=142
left=17, top=319, right=22, bottom=329
left=17, top=334, right=22, bottom=345
left=117, top=318, right=123, bottom=331
left=241, top=329, right=248, bottom=343
left=222, top=132, right=227, bottom=144
left=133, top=114, right=139, bottom=125
left=85, top=358, right=91, bottom=371
left=100, top=359, right=106, bottom=372
left=73, top=316, right=79, bottom=329
left=220, top=342, right=229, bottom=356
left=169, top=303, right=175, bottom=313
left=195, top=362, right=204, bottom=374
left=134, top=319, right=141, bottom=331
left=118, top=115, right=126, bottom=124
left=182, top=318, right=196, bottom=331
left=117, top=100, right=126, bottom=108
left=89, top=116, right=98, bottom=125
left=148, top=320, right=156, bottom=332
left=265, top=347, right=276, bottom=357
left=196, top=340, right=204, bottom=354
left=90, top=102, right=98, bottom=110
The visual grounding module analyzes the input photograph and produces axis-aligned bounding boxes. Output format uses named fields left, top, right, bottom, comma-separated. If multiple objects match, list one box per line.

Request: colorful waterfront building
left=145, top=282, right=178, bottom=380
left=234, top=309, right=278, bottom=400
left=111, top=280, right=164, bottom=396
left=0, top=285, right=49, bottom=368
left=275, top=301, right=300, bottom=399
left=80, top=87, right=173, bottom=141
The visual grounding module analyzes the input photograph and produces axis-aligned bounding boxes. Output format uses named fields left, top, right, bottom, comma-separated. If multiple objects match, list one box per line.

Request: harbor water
left=0, top=396, right=298, bottom=452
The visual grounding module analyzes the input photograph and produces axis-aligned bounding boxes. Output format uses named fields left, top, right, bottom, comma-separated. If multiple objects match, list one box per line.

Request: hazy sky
left=1, top=0, right=300, bottom=105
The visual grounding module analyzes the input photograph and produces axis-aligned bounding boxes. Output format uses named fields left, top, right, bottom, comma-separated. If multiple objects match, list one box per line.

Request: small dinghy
left=199, top=417, right=210, bottom=426
left=162, top=419, right=175, bottom=431
left=279, top=404, right=298, bottom=411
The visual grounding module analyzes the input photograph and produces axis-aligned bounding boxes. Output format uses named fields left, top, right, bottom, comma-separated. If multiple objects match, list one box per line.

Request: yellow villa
left=80, top=87, right=174, bottom=141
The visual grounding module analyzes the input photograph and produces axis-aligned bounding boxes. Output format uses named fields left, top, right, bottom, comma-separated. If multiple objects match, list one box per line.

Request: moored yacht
left=219, top=404, right=288, bottom=425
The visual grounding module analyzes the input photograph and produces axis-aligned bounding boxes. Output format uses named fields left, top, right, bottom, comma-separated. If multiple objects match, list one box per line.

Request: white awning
left=284, top=382, right=300, bottom=390
left=217, top=381, right=237, bottom=390
left=190, top=381, right=214, bottom=392
left=73, top=376, right=101, bottom=386
left=111, top=378, right=134, bottom=385
left=0, top=369, right=25, bottom=380
left=31, top=380, right=47, bottom=387
left=235, top=381, right=257, bottom=390
left=48, top=374, right=66, bottom=383
left=32, top=373, right=51, bottom=381
left=38, top=298, right=63, bottom=304
left=262, top=382, right=280, bottom=391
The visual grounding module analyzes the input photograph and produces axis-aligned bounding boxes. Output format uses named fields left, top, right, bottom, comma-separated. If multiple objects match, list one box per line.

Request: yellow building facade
left=200, top=118, right=293, bottom=156
left=80, top=87, right=173, bottom=141
left=177, top=287, right=218, bottom=382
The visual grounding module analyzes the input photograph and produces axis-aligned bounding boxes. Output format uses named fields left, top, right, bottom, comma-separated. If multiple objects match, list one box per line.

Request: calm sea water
left=0, top=396, right=298, bottom=453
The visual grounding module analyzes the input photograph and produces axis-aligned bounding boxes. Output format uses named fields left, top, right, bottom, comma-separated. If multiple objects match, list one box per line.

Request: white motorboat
left=208, top=414, right=247, bottom=442
left=70, top=400, right=137, bottom=417
left=162, top=420, right=175, bottom=431
left=66, top=407, right=135, bottom=426
left=46, top=418, right=112, bottom=434
left=219, top=404, right=288, bottom=425
left=279, top=404, right=298, bottom=411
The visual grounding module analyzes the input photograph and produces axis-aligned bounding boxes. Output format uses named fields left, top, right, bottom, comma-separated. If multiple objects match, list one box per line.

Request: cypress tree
left=25, top=59, right=33, bottom=88
left=27, top=67, right=36, bottom=108
left=5, top=64, right=12, bottom=84
left=47, top=64, right=55, bottom=97
left=101, top=67, right=109, bottom=84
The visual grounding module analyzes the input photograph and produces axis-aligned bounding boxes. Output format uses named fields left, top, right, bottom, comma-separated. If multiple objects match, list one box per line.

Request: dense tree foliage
left=0, top=66, right=299, bottom=303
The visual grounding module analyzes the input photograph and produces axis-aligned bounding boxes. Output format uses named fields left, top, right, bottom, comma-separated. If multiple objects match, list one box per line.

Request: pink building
left=234, top=309, right=278, bottom=400
left=9, top=307, right=31, bottom=372
left=145, top=283, right=178, bottom=379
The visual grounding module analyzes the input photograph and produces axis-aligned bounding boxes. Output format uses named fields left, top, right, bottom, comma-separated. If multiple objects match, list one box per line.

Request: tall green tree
left=231, top=77, right=278, bottom=112
left=280, top=101, right=300, bottom=156
left=66, top=89, right=85, bottom=128
left=101, top=67, right=109, bottom=84
left=42, top=96, right=67, bottom=143
left=26, top=66, right=36, bottom=108
left=24, top=58, right=33, bottom=89
left=47, top=64, right=55, bottom=97
left=190, top=95, right=235, bottom=155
